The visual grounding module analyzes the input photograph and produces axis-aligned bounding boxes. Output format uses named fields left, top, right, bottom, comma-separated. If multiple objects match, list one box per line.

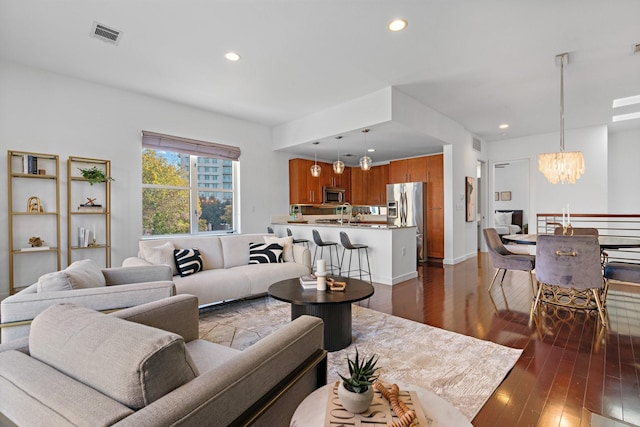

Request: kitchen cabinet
left=425, top=154, right=444, bottom=258
left=289, top=159, right=322, bottom=204
left=289, top=159, right=350, bottom=204
left=389, top=157, right=428, bottom=183
left=368, top=164, right=389, bottom=205
left=349, top=164, right=388, bottom=206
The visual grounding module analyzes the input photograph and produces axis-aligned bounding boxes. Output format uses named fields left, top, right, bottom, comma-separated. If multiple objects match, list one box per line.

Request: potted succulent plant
left=337, top=347, right=380, bottom=413
left=78, top=166, right=114, bottom=186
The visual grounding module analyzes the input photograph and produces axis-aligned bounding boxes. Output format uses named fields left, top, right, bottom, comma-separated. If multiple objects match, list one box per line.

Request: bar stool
left=312, top=229, right=340, bottom=275
left=339, top=231, right=372, bottom=284
left=287, top=228, right=309, bottom=248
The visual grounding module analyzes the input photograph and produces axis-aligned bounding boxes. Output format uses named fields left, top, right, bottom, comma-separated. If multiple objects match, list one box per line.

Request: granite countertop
left=273, top=222, right=415, bottom=230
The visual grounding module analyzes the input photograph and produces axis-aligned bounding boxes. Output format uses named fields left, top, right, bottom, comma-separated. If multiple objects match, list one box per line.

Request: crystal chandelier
left=359, top=129, right=372, bottom=171
left=538, top=53, right=585, bottom=184
left=333, top=136, right=345, bottom=174
left=310, top=142, right=321, bottom=177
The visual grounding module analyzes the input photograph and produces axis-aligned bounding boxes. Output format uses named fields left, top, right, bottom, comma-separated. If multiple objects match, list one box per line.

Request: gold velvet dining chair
left=483, top=228, right=536, bottom=293
left=530, top=234, right=608, bottom=327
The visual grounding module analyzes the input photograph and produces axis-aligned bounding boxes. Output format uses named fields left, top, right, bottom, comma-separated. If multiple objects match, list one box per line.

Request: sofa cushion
left=65, top=259, right=106, bottom=289
left=141, top=241, right=178, bottom=275
left=264, top=236, right=294, bottom=263
left=29, top=304, right=198, bottom=410
left=249, top=242, right=283, bottom=264
left=174, top=248, right=204, bottom=277
left=36, top=271, right=72, bottom=293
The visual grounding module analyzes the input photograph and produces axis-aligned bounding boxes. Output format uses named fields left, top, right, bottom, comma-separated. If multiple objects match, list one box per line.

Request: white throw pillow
left=141, top=242, right=178, bottom=276
left=264, top=236, right=294, bottom=262
left=64, top=259, right=106, bottom=289
left=36, top=271, right=73, bottom=293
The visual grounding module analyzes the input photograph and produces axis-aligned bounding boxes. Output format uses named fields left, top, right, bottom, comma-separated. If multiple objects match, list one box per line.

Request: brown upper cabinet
left=350, top=164, right=388, bottom=206
left=289, top=159, right=350, bottom=204
left=388, top=157, right=428, bottom=183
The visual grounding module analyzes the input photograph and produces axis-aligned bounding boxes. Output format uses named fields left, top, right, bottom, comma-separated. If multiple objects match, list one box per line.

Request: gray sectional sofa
left=122, top=233, right=311, bottom=306
left=0, top=295, right=327, bottom=426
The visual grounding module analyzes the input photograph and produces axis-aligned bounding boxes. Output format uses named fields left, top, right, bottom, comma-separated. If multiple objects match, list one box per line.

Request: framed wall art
left=500, top=191, right=512, bottom=201
left=465, top=176, right=476, bottom=222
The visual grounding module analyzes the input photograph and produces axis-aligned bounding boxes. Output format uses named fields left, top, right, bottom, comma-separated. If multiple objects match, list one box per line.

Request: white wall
left=608, top=128, right=640, bottom=212
left=487, top=125, right=608, bottom=233
left=0, top=60, right=289, bottom=298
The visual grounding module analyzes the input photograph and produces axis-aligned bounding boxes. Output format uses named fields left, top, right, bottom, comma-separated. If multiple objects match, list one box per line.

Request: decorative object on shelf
left=28, top=236, right=43, bottom=247
left=359, top=128, right=372, bottom=171
left=78, top=166, right=114, bottom=185
left=310, top=141, right=321, bottom=177
left=78, top=197, right=105, bottom=212
left=22, top=155, right=38, bottom=174
left=26, top=196, right=43, bottom=213
left=538, top=52, right=585, bottom=184
left=333, top=136, right=345, bottom=175
left=38, top=169, right=46, bottom=175
left=338, top=347, right=380, bottom=413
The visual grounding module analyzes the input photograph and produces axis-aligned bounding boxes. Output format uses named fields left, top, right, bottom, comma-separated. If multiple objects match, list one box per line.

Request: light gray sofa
left=0, top=295, right=326, bottom=427
left=0, top=261, right=175, bottom=343
left=122, top=233, right=311, bottom=307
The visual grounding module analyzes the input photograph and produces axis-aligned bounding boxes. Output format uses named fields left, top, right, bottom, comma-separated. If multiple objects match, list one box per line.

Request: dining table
left=502, top=234, right=640, bottom=250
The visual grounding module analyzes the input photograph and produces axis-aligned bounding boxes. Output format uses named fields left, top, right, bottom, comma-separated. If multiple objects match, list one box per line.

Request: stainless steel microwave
left=323, top=187, right=345, bottom=204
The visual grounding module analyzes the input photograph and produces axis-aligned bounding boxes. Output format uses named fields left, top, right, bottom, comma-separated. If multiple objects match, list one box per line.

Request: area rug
left=199, top=297, right=522, bottom=421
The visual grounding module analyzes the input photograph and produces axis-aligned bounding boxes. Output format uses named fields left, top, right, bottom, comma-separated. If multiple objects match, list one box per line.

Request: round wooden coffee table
left=268, top=277, right=374, bottom=351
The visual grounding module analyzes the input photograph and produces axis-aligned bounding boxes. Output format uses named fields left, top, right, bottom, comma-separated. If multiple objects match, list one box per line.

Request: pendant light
left=359, top=128, right=372, bottom=171
left=333, top=136, right=345, bottom=174
left=538, top=52, right=585, bottom=184
left=310, top=142, right=321, bottom=177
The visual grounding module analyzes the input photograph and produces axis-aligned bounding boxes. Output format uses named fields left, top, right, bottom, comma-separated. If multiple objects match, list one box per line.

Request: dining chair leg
left=528, top=272, right=537, bottom=295
left=499, top=269, right=508, bottom=285
left=591, top=288, right=608, bottom=327
left=529, top=284, right=543, bottom=327
left=488, top=268, right=502, bottom=292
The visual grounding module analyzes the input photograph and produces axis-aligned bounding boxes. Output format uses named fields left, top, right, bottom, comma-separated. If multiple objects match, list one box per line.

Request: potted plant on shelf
left=78, top=166, right=114, bottom=186
left=337, top=347, right=380, bottom=414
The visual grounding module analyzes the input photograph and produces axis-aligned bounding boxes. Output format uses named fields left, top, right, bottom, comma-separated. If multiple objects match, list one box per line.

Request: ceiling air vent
left=90, top=22, right=122, bottom=45
left=472, top=137, right=482, bottom=152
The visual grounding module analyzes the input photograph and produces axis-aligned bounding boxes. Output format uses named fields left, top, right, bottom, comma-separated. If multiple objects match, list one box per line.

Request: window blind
left=141, top=131, right=241, bottom=161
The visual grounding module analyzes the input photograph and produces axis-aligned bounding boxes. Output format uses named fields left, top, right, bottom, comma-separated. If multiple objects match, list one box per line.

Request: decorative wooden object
left=324, top=381, right=431, bottom=427
left=26, top=196, right=43, bottom=213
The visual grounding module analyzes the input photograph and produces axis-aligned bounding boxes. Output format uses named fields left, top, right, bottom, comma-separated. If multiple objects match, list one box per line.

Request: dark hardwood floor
left=361, top=252, right=640, bottom=427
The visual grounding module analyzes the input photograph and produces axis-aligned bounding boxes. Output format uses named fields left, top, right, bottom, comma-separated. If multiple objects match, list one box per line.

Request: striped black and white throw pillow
left=249, top=242, right=283, bottom=264
left=173, top=248, right=204, bottom=277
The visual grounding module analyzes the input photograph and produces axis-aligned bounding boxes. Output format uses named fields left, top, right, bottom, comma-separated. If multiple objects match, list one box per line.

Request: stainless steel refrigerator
left=386, top=182, right=427, bottom=262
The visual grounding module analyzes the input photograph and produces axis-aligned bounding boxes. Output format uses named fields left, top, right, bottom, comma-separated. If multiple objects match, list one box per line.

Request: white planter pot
left=338, top=381, right=374, bottom=414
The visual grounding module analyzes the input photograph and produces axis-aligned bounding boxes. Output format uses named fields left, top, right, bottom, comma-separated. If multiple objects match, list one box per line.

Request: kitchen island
left=271, top=223, right=417, bottom=285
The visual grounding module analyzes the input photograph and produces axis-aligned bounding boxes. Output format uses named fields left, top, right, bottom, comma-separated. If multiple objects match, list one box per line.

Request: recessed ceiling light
left=612, top=94, right=640, bottom=108
left=388, top=19, right=408, bottom=32
left=225, top=52, right=241, bottom=61
left=612, top=111, right=640, bottom=122
left=367, top=148, right=376, bottom=152
left=499, top=123, right=509, bottom=129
